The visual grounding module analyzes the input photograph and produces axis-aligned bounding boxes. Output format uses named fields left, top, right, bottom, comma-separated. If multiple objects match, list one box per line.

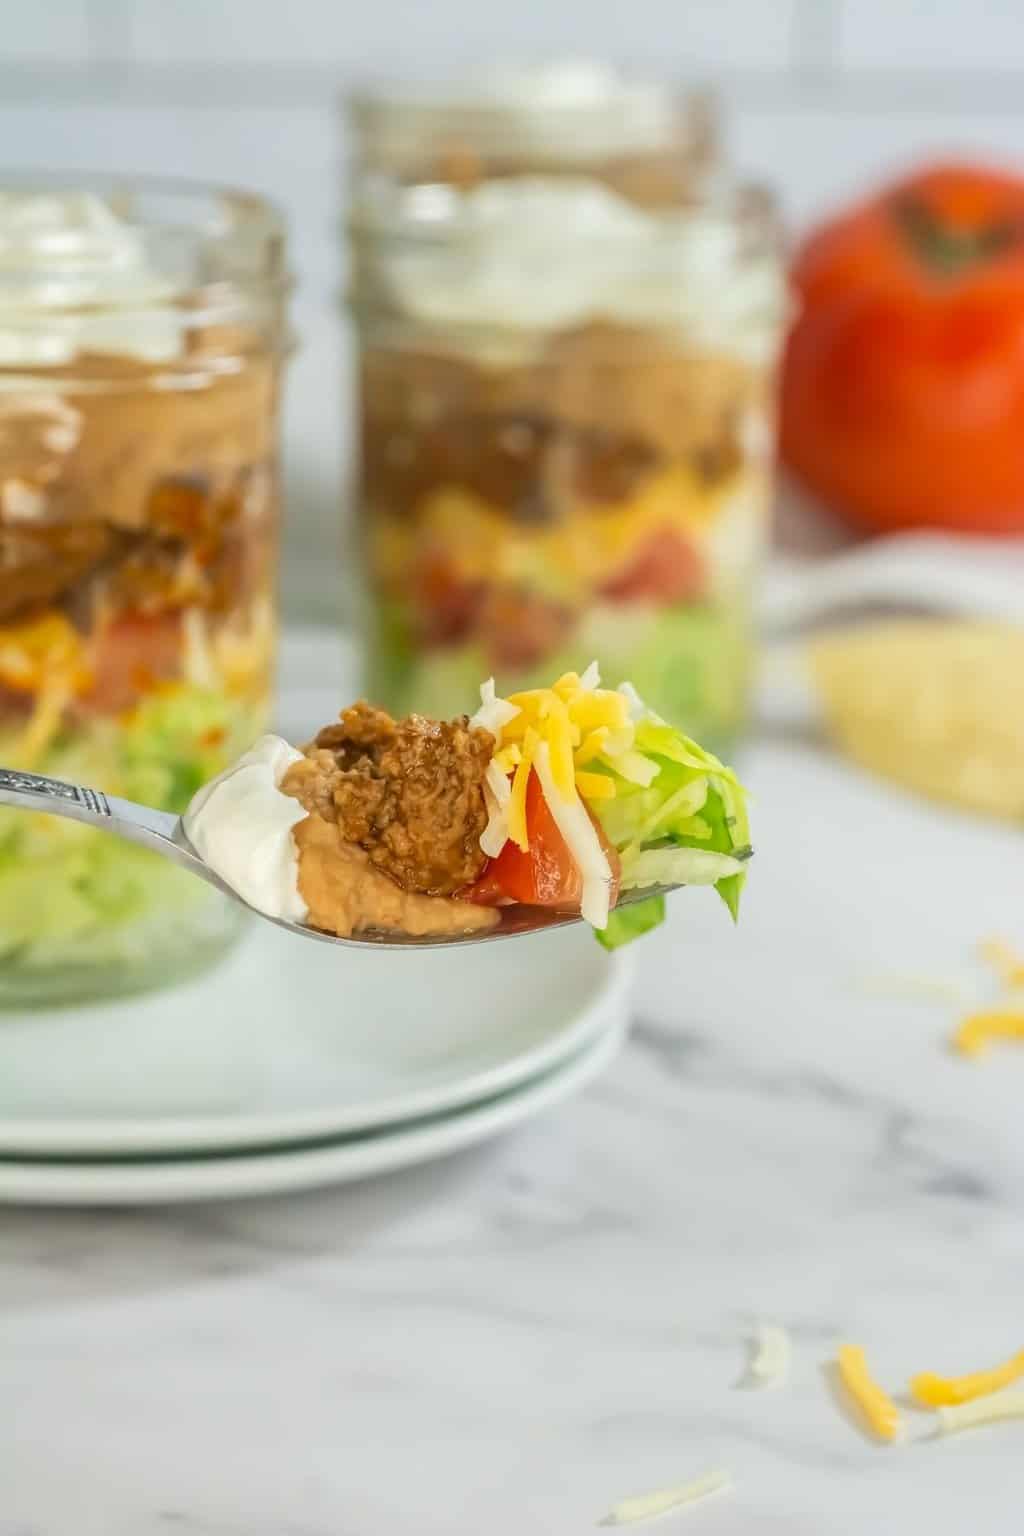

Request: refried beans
left=281, top=700, right=499, bottom=937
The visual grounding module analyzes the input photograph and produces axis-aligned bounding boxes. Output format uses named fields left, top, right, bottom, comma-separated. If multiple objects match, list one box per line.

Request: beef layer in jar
left=360, top=321, right=759, bottom=524
left=283, top=701, right=493, bottom=896
left=0, top=341, right=277, bottom=628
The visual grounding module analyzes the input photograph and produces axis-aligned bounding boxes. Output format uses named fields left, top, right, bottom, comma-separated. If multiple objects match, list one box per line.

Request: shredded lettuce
left=619, top=846, right=746, bottom=890
left=595, top=894, right=666, bottom=951
left=589, top=691, right=751, bottom=944
left=0, top=682, right=263, bottom=983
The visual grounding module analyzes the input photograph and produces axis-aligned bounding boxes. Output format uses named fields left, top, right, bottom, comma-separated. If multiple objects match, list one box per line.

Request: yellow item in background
left=979, top=937, right=1024, bottom=988
left=952, top=1010, right=1024, bottom=1057
left=808, top=621, right=1024, bottom=822
left=911, top=1347, right=1024, bottom=1407
left=836, top=1343, right=901, bottom=1442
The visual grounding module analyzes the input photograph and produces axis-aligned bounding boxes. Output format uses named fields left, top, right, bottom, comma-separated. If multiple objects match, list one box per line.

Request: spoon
left=0, top=764, right=678, bottom=950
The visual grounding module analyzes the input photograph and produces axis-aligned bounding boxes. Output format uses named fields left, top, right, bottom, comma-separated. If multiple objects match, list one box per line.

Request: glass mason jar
left=346, top=68, right=785, bottom=749
left=350, top=61, right=718, bottom=203
left=0, top=177, right=291, bottom=1005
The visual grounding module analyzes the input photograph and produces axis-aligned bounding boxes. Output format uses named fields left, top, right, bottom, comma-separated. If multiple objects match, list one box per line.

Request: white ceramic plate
left=0, top=922, right=631, bottom=1156
left=0, top=627, right=632, bottom=1160
left=0, top=1014, right=627, bottom=1205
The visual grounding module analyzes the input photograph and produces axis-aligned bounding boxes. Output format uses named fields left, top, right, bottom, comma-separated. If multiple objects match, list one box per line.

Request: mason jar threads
left=349, top=59, right=718, bottom=206
left=0, top=178, right=292, bottom=1005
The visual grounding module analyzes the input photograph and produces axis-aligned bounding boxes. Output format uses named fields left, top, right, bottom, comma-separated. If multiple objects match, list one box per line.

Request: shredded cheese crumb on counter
left=911, top=1347, right=1024, bottom=1407
left=979, top=937, right=1024, bottom=989
left=836, top=1344, right=901, bottom=1443
left=746, top=1322, right=792, bottom=1388
left=937, top=1390, right=1024, bottom=1436
left=952, top=1010, right=1024, bottom=1057
left=599, top=1469, right=732, bottom=1527
left=851, top=973, right=973, bottom=1005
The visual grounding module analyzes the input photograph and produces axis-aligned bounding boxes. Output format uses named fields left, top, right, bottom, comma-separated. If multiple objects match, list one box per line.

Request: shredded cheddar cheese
left=575, top=726, right=610, bottom=766
left=599, top=1468, right=731, bottom=1527
left=480, top=667, right=651, bottom=852
left=836, top=1344, right=901, bottom=1442
left=938, top=1389, right=1024, bottom=1436
left=953, top=1010, right=1024, bottom=1057
left=507, top=725, right=538, bottom=852
left=468, top=665, right=637, bottom=927
left=493, top=743, right=521, bottom=774
left=17, top=683, right=71, bottom=768
left=911, top=1348, right=1024, bottom=1407
left=574, top=770, right=615, bottom=801
left=503, top=678, right=631, bottom=802
left=979, top=938, right=1024, bottom=989
left=0, top=612, right=90, bottom=695
left=542, top=690, right=576, bottom=799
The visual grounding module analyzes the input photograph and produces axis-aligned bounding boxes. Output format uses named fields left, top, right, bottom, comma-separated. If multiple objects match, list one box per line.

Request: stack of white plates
left=0, top=631, right=631, bottom=1206
left=0, top=922, right=630, bottom=1205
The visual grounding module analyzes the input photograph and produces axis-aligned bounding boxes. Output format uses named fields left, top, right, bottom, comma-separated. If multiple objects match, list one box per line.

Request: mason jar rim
left=347, top=66, right=717, bottom=168
left=0, top=171, right=292, bottom=311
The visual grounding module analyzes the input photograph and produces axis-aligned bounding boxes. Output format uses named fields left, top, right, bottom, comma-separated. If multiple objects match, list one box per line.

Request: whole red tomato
left=781, top=162, right=1024, bottom=535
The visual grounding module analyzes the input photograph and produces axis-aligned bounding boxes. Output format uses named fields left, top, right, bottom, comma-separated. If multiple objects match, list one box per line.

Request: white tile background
left=5, top=0, right=1024, bottom=616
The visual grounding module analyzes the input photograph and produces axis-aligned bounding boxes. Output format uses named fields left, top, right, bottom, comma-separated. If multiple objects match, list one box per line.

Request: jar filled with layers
left=347, top=65, right=785, bottom=746
left=0, top=179, right=291, bottom=1004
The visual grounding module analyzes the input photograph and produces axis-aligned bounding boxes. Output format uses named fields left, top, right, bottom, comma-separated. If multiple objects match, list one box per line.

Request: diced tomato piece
left=414, top=553, right=484, bottom=646
left=80, top=613, right=183, bottom=715
left=478, top=587, right=573, bottom=671
left=464, top=772, right=620, bottom=912
left=600, top=527, right=704, bottom=604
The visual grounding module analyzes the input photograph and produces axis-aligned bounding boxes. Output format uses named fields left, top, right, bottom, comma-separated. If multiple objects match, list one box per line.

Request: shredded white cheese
left=182, top=606, right=218, bottom=689
left=852, top=973, right=973, bottom=1005
left=746, top=1322, right=791, bottom=1388
left=938, top=1390, right=1024, bottom=1436
left=533, top=740, right=612, bottom=928
left=470, top=677, right=521, bottom=739
left=480, top=759, right=513, bottom=858
left=617, top=679, right=664, bottom=725
left=599, top=1468, right=732, bottom=1527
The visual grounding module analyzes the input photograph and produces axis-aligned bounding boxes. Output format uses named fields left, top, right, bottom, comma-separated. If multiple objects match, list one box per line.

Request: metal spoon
left=0, top=765, right=678, bottom=950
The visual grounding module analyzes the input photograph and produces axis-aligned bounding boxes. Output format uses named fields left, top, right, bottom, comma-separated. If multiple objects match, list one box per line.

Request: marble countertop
left=2, top=738, right=1022, bottom=1535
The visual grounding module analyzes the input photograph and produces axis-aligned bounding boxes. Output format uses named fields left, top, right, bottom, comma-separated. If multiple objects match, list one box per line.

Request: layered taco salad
left=185, top=663, right=751, bottom=949
left=0, top=189, right=282, bottom=995
left=349, top=66, right=784, bottom=746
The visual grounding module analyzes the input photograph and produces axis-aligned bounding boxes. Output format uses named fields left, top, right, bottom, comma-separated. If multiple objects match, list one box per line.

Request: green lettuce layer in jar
left=0, top=628, right=272, bottom=1000
left=0, top=179, right=289, bottom=1006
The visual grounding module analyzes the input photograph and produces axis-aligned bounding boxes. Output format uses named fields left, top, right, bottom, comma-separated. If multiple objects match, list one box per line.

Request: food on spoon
left=184, top=664, right=751, bottom=947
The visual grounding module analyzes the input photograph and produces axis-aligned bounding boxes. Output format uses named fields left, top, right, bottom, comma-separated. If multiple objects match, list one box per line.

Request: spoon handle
left=0, top=766, right=206, bottom=878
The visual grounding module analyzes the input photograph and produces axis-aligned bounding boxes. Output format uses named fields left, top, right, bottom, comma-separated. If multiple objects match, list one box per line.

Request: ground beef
left=0, top=521, right=119, bottom=623
left=283, top=701, right=493, bottom=897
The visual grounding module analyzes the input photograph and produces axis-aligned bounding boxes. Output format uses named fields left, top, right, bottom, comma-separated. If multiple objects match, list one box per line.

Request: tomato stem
left=891, top=194, right=1023, bottom=277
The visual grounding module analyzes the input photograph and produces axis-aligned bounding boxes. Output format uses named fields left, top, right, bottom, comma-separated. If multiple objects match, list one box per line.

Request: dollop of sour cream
left=183, top=735, right=309, bottom=922
left=367, top=176, right=785, bottom=365
left=0, top=190, right=181, bottom=366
